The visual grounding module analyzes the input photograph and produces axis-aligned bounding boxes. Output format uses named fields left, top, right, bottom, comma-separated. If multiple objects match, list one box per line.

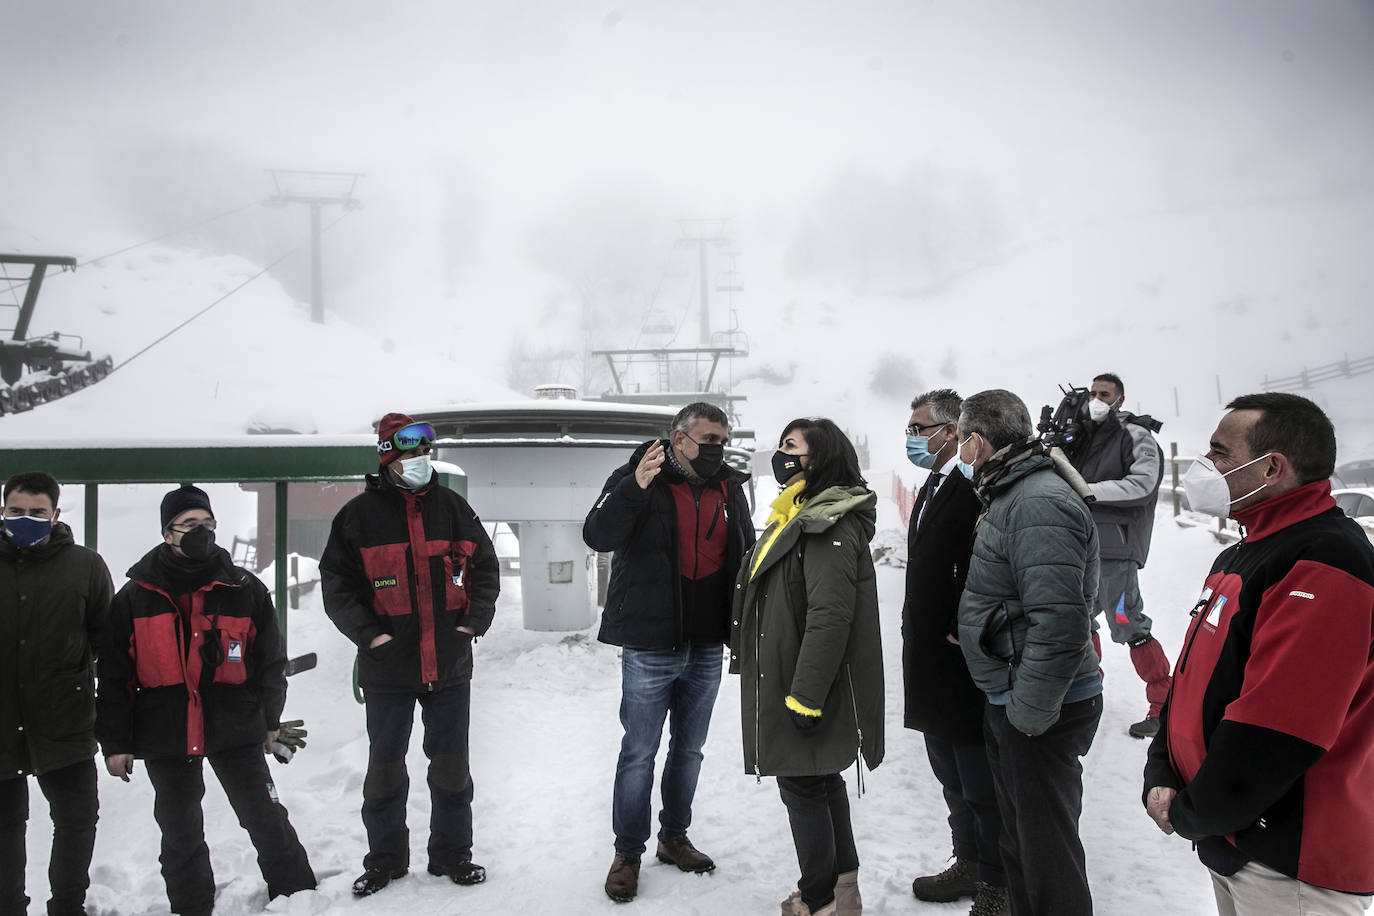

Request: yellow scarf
left=751, top=480, right=807, bottom=576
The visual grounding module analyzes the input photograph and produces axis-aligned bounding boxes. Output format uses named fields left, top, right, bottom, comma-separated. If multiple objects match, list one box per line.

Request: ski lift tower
left=591, top=219, right=749, bottom=430
left=263, top=169, right=363, bottom=324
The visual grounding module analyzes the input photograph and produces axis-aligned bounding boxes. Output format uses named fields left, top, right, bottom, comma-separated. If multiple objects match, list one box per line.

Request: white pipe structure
left=412, top=399, right=751, bottom=632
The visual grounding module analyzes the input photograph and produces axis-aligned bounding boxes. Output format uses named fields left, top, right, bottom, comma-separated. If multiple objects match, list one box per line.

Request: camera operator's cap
left=161, top=484, right=214, bottom=531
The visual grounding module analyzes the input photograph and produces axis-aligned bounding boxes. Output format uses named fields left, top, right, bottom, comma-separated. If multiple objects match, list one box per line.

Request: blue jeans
left=612, top=645, right=723, bottom=859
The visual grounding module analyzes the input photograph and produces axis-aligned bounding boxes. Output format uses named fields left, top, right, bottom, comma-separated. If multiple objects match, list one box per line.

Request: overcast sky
left=10, top=2, right=1371, bottom=206
left=5, top=1, right=1373, bottom=341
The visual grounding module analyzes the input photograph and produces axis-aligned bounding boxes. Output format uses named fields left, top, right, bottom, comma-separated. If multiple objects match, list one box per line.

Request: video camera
left=1036, top=384, right=1092, bottom=451
left=1037, top=383, right=1165, bottom=455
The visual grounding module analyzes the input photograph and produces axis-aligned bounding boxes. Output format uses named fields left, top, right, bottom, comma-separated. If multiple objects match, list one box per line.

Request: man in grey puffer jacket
left=956, top=389, right=1102, bottom=916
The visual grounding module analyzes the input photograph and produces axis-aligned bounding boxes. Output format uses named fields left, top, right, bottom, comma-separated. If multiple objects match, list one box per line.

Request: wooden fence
left=1263, top=354, right=1374, bottom=392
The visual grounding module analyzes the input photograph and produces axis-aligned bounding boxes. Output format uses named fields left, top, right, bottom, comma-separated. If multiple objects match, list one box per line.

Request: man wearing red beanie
left=321, top=413, right=501, bottom=898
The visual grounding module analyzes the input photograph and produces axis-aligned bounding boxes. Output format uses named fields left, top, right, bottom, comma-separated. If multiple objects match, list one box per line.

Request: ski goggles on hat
left=378, top=422, right=437, bottom=455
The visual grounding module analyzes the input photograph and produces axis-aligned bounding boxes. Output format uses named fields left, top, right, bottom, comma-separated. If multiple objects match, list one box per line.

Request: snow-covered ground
left=23, top=495, right=1226, bottom=915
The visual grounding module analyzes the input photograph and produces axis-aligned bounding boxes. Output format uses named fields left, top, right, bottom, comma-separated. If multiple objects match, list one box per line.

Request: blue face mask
left=955, top=434, right=977, bottom=479
left=905, top=435, right=939, bottom=470
left=3, top=515, right=53, bottom=549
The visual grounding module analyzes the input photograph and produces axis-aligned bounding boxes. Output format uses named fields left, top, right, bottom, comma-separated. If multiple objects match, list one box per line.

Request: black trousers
left=925, top=732, right=1006, bottom=886
left=984, top=696, right=1102, bottom=916
left=145, top=745, right=315, bottom=915
left=362, top=681, right=474, bottom=872
left=777, top=773, right=859, bottom=912
left=0, top=759, right=99, bottom=916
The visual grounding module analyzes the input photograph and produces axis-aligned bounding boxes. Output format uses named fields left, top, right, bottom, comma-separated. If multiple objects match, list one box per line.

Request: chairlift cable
left=108, top=210, right=354, bottom=375
left=73, top=201, right=261, bottom=268
left=0, top=201, right=261, bottom=297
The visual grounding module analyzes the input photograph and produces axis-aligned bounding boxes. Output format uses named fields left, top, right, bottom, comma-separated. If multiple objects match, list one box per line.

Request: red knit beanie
left=376, top=412, right=416, bottom=466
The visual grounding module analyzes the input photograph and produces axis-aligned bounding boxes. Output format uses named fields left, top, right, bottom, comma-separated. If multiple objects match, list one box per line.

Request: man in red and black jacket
left=583, top=401, right=755, bottom=904
left=321, top=412, right=499, bottom=898
left=1144, top=393, right=1374, bottom=914
left=97, top=484, right=316, bottom=916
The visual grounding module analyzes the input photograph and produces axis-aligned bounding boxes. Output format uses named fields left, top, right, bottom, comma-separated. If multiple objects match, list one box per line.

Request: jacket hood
left=126, top=543, right=240, bottom=590
left=365, top=469, right=437, bottom=495
left=795, top=485, right=877, bottom=538
left=0, top=519, right=75, bottom=559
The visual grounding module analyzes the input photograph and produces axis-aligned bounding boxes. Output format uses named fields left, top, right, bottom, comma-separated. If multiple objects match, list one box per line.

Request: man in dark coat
left=97, top=484, right=316, bottom=916
left=901, top=390, right=1007, bottom=914
left=321, top=413, right=500, bottom=898
left=0, top=471, right=113, bottom=916
left=584, top=401, right=755, bottom=903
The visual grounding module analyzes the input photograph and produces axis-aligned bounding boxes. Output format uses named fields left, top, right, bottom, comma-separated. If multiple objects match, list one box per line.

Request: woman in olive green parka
left=731, top=418, right=884, bottom=916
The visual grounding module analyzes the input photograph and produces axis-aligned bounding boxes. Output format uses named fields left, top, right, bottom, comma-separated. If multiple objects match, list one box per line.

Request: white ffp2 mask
left=1181, top=452, right=1272, bottom=517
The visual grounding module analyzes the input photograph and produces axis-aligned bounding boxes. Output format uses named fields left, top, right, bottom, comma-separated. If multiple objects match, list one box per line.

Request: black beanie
left=160, top=484, right=214, bottom=530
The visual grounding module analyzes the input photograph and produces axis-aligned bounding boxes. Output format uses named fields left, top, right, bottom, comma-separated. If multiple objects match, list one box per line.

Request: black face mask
left=771, top=450, right=805, bottom=487
left=690, top=443, right=725, bottom=479
left=178, top=525, right=217, bottom=560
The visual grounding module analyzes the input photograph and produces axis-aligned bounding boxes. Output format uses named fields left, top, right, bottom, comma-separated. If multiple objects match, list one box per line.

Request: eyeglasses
left=905, top=422, right=945, bottom=437
left=169, top=518, right=217, bottom=533
left=378, top=422, right=436, bottom=455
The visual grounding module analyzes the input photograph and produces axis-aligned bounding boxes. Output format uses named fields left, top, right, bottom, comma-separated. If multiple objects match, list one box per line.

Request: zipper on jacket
left=1175, top=542, right=1241, bottom=678
left=754, top=593, right=763, bottom=784
left=704, top=490, right=722, bottom=541
left=692, top=489, right=702, bottom=580
left=845, top=664, right=865, bottom=798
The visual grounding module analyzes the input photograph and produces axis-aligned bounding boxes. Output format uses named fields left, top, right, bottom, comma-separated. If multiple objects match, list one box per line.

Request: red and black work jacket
left=585, top=439, right=755, bottom=649
left=320, top=471, right=500, bottom=693
left=1144, top=480, right=1374, bottom=894
left=96, top=546, right=286, bottom=759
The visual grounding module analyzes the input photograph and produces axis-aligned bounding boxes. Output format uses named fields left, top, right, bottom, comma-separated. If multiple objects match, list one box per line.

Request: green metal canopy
left=0, top=435, right=453, bottom=641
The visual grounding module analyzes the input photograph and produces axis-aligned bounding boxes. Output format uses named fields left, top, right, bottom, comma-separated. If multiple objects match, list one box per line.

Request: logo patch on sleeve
left=227, top=640, right=243, bottom=662
left=1288, top=590, right=1316, bottom=600
left=372, top=576, right=398, bottom=590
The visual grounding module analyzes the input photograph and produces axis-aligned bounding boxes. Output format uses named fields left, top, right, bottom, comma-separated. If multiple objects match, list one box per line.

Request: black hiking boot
left=428, top=860, right=487, bottom=886
left=352, top=866, right=407, bottom=897
left=912, top=858, right=976, bottom=902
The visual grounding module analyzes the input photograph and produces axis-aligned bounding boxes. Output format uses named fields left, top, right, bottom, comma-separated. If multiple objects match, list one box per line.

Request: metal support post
left=274, top=481, right=289, bottom=643
left=83, top=483, right=99, bottom=548
left=309, top=203, right=323, bottom=324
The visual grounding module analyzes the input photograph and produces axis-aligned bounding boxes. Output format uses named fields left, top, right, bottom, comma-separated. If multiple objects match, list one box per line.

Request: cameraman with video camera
left=1061, top=373, right=1170, bottom=740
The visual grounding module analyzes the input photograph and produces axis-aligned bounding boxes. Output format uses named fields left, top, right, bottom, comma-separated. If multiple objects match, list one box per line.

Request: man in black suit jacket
left=902, top=389, right=1008, bottom=914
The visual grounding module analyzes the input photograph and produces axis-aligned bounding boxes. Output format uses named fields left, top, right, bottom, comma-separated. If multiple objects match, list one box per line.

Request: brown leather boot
left=655, top=835, right=716, bottom=873
left=605, top=855, right=640, bottom=903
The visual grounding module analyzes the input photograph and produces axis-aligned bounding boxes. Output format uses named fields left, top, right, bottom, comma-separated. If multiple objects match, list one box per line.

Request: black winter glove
left=278, top=719, right=308, bottom=752
left=268, top=719, right=308, bottom=763
left=785, top=695, right=822, bottom=731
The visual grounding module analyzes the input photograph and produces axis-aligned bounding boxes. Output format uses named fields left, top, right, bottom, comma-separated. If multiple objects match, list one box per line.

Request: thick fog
left=3, top=0, right=1373, bottom=453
